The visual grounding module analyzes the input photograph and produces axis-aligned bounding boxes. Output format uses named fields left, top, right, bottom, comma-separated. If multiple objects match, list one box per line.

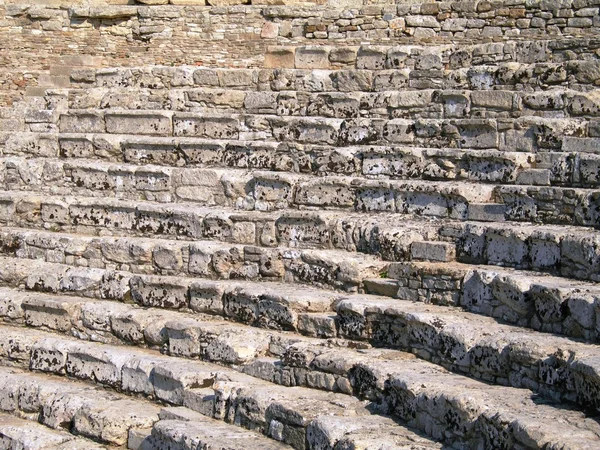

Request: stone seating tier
left=0, top=1, right=600, bottom=449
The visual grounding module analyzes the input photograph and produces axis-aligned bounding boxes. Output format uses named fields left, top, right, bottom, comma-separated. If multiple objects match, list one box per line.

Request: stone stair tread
left=0, top=413, right=110, bottom=450
left=1, top=322, right=599, bottom=448
left=68, top=54, right=598, bottom=92
left=3, top=189, right=600, bottom=237
left=150, top=419, right=294, bottom=450
left=0, top=324, right=445, bottom=449
left=47, top=108, right=591, bottom=155
left=0, top=365, right=160, bottom=446
left=8, top=133, right=547, bottom=187
left=53, top=85, right=597, bottom=122
left=0, top=182, right=499, bottom=217
left=5, top=265, right=600, bottom=415
left=3, top=154, right=521, bottom=199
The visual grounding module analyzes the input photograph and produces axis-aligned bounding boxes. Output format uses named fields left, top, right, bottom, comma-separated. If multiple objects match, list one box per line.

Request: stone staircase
left=1, top=0, right=600, bottom=449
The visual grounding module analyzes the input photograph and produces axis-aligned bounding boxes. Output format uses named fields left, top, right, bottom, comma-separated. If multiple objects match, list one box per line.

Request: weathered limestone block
left=59, top=113, right=104, bottom=133
left=272, top=118, right=341, bottom=145
left=265, top=47, right=296, bottom=69
left=173, top=114, right=239, bottom=139
left=105, top=112, right=172, bottom=136
left=295, top=46, right=331, bottom=70
left=295, top=178, right=354, bottom=207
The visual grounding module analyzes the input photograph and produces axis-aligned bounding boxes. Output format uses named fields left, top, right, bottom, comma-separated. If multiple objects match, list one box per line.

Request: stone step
left=0, top=157, right=506, bottom=216
left=0, top=189, right=457, bottom=252
left=7, top=133, right=556, bottom=187
left=7, top=269, right=600, bottom=413
left=0, top=324, right=598, bottom=449
left=48, top=110, right=590, bottom=154
left=0, top=367, right=292, bottom=450
left=72, top=59, right=600, bottom=94
left=3, top=192, right=600, bottom=281
left=369, top=260, right=600, bottom=343
left=9, top=108, right=576, bottom=155
left=0, top=365, right=160, bottom=446
left=3, top=192, right=600, bottom=283
left=49, top=86, right=600, bottom=120
left=0, top=325, right=441, bottom=450
left=1, top=285, right=340, bottom=346
left=0, top=256, right=338, bottom=337
left=146, top=415, right=294, bottom=450
left=0, top=226, right=388, bottom=292
left=2, top=162, right=599, bottom=226
left=335, top=294, right=600, bottom=410
left=0, top=413, right=109, bottom=450
left=8, top=132, right=600, bottom=189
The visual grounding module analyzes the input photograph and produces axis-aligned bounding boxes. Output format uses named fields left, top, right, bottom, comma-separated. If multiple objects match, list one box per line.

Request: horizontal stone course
left=7, top=264, right=600, bottom=413
left=42, top=109, right=598, bottom=155
left=0, top=320, right=598, bottom=449
left=3, top=0, right=600, bottom=447
left=0, top=225, right=387, bottom=292
left=0, top=413, right=110, bottom=450
left=73, top=59, right=600, bottom=93
left=8, top=132, right=600, bottom=189
left=56, top=86, right=600, bottom=120
left=370, top=261, right=600, bottom=341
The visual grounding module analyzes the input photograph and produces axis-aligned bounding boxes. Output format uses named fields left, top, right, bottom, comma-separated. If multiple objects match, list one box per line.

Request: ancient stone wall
left=2, top=1, right=599, bottom=104
left=0, top=0, right=600, bottom=449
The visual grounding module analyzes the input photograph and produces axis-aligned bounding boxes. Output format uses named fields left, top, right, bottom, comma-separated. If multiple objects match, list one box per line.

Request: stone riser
left=51, top=111, right=593, bottom=155
left=57, top=87, right=600, bottom=121
left=0, top=323, right=597, bottom=450
left=448, top=221, right=600, bottom=282
left=6, top=257, right=600, bottom=415
left=0, top=263, right=343, bottom=339
left=4, top=156, right=600, bottom=227
left=367, top=261, right=600, bottom=343
left=74, top=62, right=600, bottom=96
left=0, top=226, right=388, bottom=293
left=0, top=413, right=110, bottom=450
left=0, top=325, right=443, bottom=450
left=7, top=132, right=600, bottom=190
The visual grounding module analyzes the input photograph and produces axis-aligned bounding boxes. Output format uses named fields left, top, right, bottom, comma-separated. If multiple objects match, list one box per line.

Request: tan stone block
left=264, top=47, right=295, bottom=69
left=169, top=0, right=207, bottom=4
left=261, top=22, right=280, bottom=38
left=206, top=0, right=248, bottom=5
left=295, top=46, right=330, bottom=69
